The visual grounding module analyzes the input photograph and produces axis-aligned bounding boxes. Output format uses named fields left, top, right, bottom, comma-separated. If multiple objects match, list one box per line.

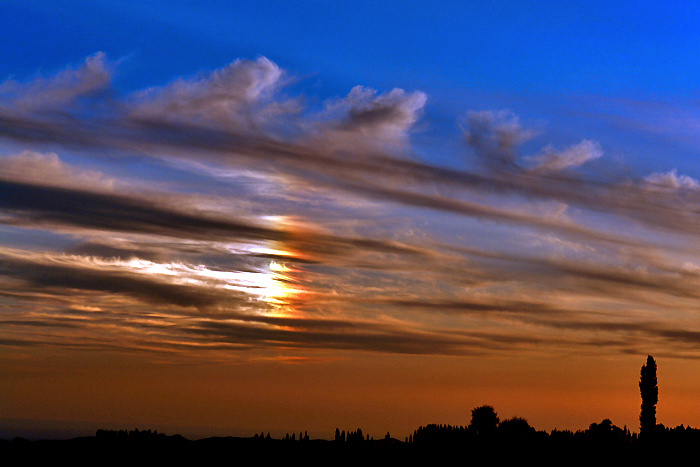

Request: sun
left=259, top=260, right=303, bottom=311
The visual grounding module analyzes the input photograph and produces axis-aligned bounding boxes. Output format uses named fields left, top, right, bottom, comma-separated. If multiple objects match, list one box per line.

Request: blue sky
left=5, top=1, right=700, bottom=96
left=5, top=0, right=700, bottom=174
left=4, top=0, right=700, bottom=438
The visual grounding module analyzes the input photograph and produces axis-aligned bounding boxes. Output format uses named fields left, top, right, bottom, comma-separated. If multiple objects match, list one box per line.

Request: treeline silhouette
left=5, top=418, right=700, bottom=466
left=2, top=355, right=698, bottom=465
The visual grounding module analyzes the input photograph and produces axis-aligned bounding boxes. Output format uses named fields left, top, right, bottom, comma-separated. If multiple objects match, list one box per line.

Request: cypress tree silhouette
left=639, top=355, right=658, bottom=436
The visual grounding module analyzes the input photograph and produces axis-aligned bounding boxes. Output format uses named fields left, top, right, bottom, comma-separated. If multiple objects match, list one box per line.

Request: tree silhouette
left=469, top=405, right=499, bottom=437
left=499, top=417, right=534, bottom=439
left=639, top=355, right=658, bottom=436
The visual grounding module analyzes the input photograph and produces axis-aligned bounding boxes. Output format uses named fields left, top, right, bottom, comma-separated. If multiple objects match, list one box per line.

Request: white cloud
left=530, top=140, right=603, bottom=172
left=644, top=169, right=700, bottom=190
left=130, top=57, right=299, bottom=130
left=0, top=150, right=116, bottom=191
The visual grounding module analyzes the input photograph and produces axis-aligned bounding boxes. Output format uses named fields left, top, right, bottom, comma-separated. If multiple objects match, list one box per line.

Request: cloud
left=644, top=169, right=700, bottom=190
left=0, top=52, right=111, bottom=112
left=0, top=246, right=549, bottom=356
left=66, top=241, right=167, bottom=262
left=131, top=56, right=299, bottom=131
left=463, top=110, right=537, bottom=169
left=0, top=169, right=437, bottom=273
left=316, top=85, right=427, bottom=153
left=0, top=177, right=290, bottom=243
left=529, top=140, right=603, bottom=172
left=1, top=57, right=697, bottom=243
left=4, top=54, right=700, bottom=359
left=0, top=150, right=117, bottom=191
left=0, top=249, right=238, bottom=308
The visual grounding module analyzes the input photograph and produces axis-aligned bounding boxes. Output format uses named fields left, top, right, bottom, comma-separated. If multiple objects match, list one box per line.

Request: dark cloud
left=377, top=297, right=568, bottom=316
left=0, top=319, right=81, bottom=328
left=524, top=317, right=700, bottom=353
left=463, top=110, right=535, bottom=169
left=0, top=178, right=289, bottom=243
left=0, top=338, right=35, bottom=347
left=183, top=317, right=529, bottom=355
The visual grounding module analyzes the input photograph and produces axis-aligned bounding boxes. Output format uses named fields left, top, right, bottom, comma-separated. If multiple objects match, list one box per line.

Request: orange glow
left=260, top=261, right=306, bottom=317
left=4, top=351, right=696, bottom=440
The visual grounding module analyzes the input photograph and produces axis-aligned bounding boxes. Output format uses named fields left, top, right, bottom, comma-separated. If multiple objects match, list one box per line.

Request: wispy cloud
left=0, top=52, right=112, bottom=112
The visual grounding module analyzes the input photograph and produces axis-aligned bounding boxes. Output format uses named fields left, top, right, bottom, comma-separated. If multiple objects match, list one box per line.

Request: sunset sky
left=4, top=1, right=700, bottom=440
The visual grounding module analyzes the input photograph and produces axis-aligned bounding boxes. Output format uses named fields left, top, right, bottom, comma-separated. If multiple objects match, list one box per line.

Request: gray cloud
left=0, top=52, right=111, bottom=112
left=0, top=178, right=289, bottom=242
left=463, top=110, right=537, bottom=169
left=131, top=57, right=299, bottom=132
left=183, top=316, right=540, bottom=355
left=316, top=85, right=427, bottom=154
left=644, top=169, right=700, bottom=190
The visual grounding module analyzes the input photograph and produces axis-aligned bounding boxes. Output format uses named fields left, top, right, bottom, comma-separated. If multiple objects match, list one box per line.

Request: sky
left=3, top=0, right=700, bottom=440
